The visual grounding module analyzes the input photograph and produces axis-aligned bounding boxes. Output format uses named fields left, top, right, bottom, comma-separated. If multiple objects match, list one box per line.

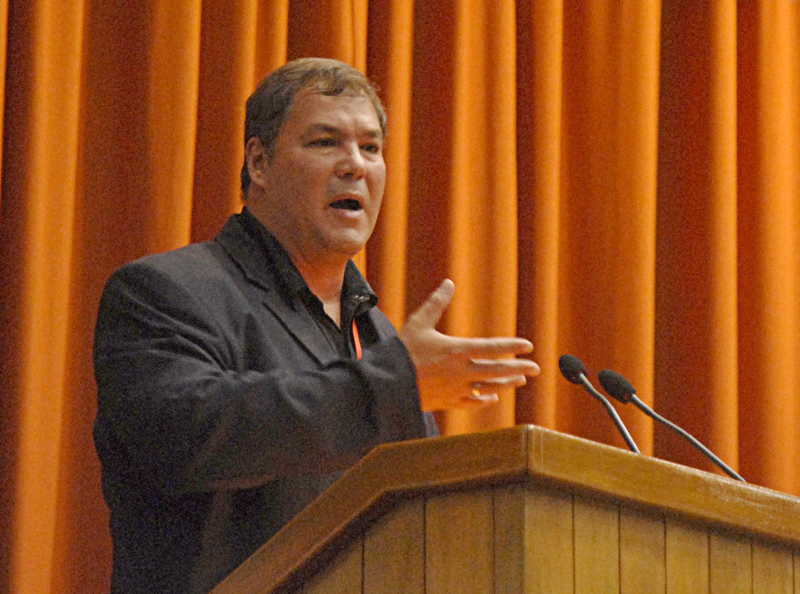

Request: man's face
left=247, top=90, right=386, bottom=266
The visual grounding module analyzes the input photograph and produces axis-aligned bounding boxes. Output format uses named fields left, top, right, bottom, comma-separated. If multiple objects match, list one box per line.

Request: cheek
left=281, top=164, right=327, bottom=203
left=368, top=165, right=387, bottom=198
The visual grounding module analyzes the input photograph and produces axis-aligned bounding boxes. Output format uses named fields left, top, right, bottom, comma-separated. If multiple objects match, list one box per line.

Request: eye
left=307, top=137, right=337, bottom=147
left=361, top=142, right=381, bottom=154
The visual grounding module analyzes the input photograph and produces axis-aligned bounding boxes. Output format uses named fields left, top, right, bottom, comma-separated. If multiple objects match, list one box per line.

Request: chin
left=324, top=231, right=370, bottom=256
left=339, top=242, right=368, bottom=257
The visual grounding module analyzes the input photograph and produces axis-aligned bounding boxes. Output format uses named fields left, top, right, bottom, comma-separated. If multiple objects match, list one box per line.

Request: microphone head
left=558, top=354, right=587, bottom=384
left=598, top=369, right=636, bottom=403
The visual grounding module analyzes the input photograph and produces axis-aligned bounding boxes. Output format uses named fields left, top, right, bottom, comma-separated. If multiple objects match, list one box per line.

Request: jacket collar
left=214, top=209, right=378, bottom=363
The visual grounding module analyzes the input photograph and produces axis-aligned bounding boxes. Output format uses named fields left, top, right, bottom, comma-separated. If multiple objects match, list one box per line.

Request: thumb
left=408, top=279, right=455, bottom=329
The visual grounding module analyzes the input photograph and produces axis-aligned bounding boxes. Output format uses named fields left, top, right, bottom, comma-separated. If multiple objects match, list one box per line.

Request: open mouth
left=329, top=198, right=363, bottom=211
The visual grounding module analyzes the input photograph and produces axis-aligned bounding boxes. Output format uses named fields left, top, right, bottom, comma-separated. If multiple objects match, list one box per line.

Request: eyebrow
left=304, top=123, right=383, bottom=139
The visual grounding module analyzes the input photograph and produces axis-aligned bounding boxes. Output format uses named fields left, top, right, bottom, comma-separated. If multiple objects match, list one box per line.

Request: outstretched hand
left=398, top=279, right=540, bottom=411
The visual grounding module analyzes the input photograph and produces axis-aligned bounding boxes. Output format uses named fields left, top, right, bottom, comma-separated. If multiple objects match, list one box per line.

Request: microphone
left=598, top=369, right=745, bottom=482
left=558, top=355, right=641, bottom=453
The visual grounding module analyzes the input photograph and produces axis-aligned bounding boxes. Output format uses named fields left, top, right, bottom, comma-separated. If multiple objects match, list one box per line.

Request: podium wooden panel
left=210, top=425, right=800, bottom=594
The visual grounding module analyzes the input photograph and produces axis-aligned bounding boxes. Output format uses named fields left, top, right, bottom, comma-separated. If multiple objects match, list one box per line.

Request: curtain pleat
left=407, top=0, right=520, bottom=434
left=656, top=0, right=740, bottom=475
left=0, top=0, right=7, bottom=204
left=443, top=0, right=519, bottom=433
left=550, top=1, right=661, bottom=450
left=192, top=0, right=262, bottom=243
left=1, top=1, right=800, bottom=592
left=144, top=0, right=202, bottom=248
left=515, top=0, right=564, bottom=430
left=366, top=0, right=415, bottom=325
left=0, top=1, right=85, bottom=592
left=737, top=0, right=800, bottom=493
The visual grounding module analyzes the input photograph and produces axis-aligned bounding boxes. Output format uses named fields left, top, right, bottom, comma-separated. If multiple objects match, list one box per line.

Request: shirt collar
left=238, top=207, right=378, bottom=310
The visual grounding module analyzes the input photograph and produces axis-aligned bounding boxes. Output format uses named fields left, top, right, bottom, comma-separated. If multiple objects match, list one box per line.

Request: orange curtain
left=1, top=1, right=799, bottom=592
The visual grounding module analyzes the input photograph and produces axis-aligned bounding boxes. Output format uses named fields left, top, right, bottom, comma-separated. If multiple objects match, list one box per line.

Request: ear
left=245, top=137, right=269, bottom=191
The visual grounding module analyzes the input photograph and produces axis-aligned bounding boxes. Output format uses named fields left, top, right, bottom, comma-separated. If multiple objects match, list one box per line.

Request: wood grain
left=620, top=510, right=665, bottom=594
left=524, top=488, right=574, bottom=594
left=709, top=531, right=751, bottom=594
left=574, top=496, right=619, bottom=594
left=301, top=536, right=362, bottom=594
left=752, top=541, right=794, bottom=594
left=665, top=519, right=709, bottom=593
left=363, top=499, right=425, bottom=594
left=212, top=428, right=528, bottom=594
left=493, top=486, right=526, bottom=594
left=493, top=486, right=575, bottom=594
left=527, top=426, right=800, bottom=546
left=796, top=551, right=800, bottom=594
left=426, top=490, right=494, bottom=594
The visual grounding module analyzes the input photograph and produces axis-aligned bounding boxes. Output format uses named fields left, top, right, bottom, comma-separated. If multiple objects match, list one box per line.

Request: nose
left=335, top=142, right=367, bottom=180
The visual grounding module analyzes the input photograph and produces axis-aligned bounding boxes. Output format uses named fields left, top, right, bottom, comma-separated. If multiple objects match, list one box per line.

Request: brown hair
left=241, top=57, right=387, bottom=193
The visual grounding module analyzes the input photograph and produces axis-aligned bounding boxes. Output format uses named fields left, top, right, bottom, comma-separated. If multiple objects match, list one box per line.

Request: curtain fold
left=656, top=0, right=740, bottom=476
left=0, top=1, right=85, bottom=592
left=441, top=0, right=519, bottom=433
left=144, top=0, right=202, bottom=248
left=515, top=0, right=563, bottom=430
left=192, top=0, right=263, bottom=243
left=737, top=0, right=800, bottom=493
left=1, top=1, right=800, bottom=592
left=540, top=1, right=661, bottom=450
left=366, top=0, right=415, bottom=325
left=0, top=0, right=7, bottom=203
left=406, top=0, right=520, bottom=434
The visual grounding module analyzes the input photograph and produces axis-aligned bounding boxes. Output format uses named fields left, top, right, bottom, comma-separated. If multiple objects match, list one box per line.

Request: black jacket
left=94, top=212, right=435, bottom=593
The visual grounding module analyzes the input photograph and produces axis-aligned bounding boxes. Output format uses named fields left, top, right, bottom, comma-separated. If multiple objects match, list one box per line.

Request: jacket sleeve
left=93, top=259, right=427, bottom=495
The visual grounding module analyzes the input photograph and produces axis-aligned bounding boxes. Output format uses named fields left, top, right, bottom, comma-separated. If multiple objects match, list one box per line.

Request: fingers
left=466, top=392, right=499, bottom=406
left=417, top=371, right=535, bottom=412
left=403, top=277, right=542, bottom=413
left=448, top=336, right=534, bottom=357
left=469, top=358, right=541, bottom=378
left=460, top=376, right=529, bottom=409
left=472, top=375, right=530, bottom=389
left=407, top=279, right=455, bottom=329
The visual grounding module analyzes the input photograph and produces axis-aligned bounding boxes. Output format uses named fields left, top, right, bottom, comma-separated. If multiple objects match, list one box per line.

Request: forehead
left=281, top=90, right=383, bottom=136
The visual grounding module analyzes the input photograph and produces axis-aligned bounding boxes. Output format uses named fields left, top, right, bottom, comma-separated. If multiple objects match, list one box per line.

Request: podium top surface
left=213, top=425, right=800, bottom=594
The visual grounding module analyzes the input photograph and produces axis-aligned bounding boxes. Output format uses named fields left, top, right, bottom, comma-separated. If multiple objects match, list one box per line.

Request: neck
left=291, top=254, right=347, bottom=327
left=244, top=203, right=350, bottom=325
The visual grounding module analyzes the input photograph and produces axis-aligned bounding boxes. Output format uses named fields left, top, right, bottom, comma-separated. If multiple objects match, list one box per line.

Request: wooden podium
left=211, top=425, right=800, bottom=594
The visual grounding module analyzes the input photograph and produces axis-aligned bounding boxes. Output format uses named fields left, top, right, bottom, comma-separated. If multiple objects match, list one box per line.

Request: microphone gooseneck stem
left=578, top=374, right=641, bottom=454
left=630, top=395, right=745, bottom=482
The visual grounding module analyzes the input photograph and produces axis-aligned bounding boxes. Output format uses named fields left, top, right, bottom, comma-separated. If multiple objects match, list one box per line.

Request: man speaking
left=93, top=57, right=539, bottom=594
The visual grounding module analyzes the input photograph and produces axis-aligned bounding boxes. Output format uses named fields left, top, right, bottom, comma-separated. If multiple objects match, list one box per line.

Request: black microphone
left=558, top=354, right=641, bottom=453
left=598, top=369, right=745, bottom=482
